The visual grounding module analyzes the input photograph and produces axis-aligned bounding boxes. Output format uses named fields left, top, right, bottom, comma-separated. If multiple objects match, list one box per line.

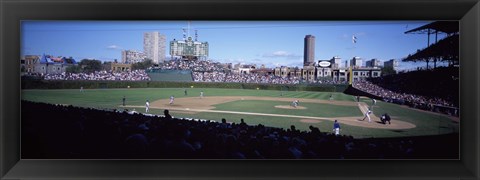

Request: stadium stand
left=352, top=66, right=458, bottom=116
left=25, top=70, right=150, bottom=81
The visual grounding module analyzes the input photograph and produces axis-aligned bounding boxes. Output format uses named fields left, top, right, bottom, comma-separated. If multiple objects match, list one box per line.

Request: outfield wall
left=21, top=79, right=348, bottom=92
left=147, top=69, right=193, bottom=82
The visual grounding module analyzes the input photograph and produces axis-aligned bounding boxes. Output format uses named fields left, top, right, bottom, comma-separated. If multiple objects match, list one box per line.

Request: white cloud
left=263, top=50, right=302, bottom=59
left=272, top=51, right=290, bottom=56
left=106, top=45, right=122, bottom=50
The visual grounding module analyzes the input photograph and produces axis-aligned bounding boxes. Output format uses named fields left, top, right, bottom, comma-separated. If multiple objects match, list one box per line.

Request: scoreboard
left=170, top=37, right=209, bottom=60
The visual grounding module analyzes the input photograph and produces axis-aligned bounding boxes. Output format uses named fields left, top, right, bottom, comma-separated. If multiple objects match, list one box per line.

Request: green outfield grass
left=213, top=100, right=361, bottom=117
left=21, top=88, right=459, bottom=139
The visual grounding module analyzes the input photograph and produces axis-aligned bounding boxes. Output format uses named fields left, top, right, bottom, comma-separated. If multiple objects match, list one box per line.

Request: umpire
left=381, top=113, right=391, bottom=124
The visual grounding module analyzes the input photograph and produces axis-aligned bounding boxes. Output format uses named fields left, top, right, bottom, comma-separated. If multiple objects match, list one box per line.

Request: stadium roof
left=403, top=34, right=459, bottom=61
left=405, top=21, right=459, bottom=34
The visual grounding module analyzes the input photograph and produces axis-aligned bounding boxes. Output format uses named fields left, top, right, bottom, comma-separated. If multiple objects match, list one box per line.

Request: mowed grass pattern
left=213, top=100, right=361, bottom=117
left=22, top=88, right=459, bottom=138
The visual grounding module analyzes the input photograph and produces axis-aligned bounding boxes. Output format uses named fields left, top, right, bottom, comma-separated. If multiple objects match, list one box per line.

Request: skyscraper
left=350, top=56, right=363, bottom=68
left=304, top=35, right=315, bottom=66
left=366, top=58, right=381, bottom=68
left=330, top=56, right=342, bottom=68
left=384, top=59, right=399, bottom=70
left=144, top=32, right=166, bottom=64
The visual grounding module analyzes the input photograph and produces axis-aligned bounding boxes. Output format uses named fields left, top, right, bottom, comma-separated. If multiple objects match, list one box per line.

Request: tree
left=132, top=59, right=153, bottom=70
left=64, top=57, right=76, bottom=64
left=79, top=59, right=102, bottom=73
left=381, top=66, right=396, bottom=76
left=66, top=65, right=82, bottom=73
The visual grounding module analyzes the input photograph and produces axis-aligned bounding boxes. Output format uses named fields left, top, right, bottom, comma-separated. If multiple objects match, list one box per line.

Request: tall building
left=330, top=56, right=342, bottom=68
left=350, top=56, right=363, bottom=68
left=304, top=35, right=315, bottom=66
left=366, top=58, right=381, bottom=68
left=144, top=32, right=166, bottom=64
left=121, top=50, right=146, bottom=64
left=384, top=59, right=399, bottom=70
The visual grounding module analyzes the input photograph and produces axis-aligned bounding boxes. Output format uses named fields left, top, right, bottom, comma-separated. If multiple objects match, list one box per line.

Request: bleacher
left=147, top=69, right=193, bottom=82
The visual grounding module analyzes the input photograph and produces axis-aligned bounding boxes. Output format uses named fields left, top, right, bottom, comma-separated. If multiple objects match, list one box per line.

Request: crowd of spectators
left=33, top=70, right=151, bottom=81
left=353, top=68, right=459, bottom=116
left=22, top=100, right=457, bottom=159
left=24, top=59, right=349, bottom=85
left=157, top=59, right=345, bottom=85
left=153, top=59, right=224, bottom=72
left=371, top=67, right=458, bottom=106
left=193, top=71, right=301, bottom=84
left=308, top=79, right=348, bottom=85
left=354, top=80, right=454, bottom=107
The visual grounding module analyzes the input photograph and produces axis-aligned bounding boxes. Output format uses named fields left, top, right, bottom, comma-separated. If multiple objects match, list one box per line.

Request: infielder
left=200, top=91, right=204, bottom=98
left=145, top=100, right=150, bottom=113
left=329, top=94, right=333, bottom=101
left=333, top=120, right=341, bottom=136
left=169, top=95, right=175, bottom=105
left=362, top=108, right=372, bottom=122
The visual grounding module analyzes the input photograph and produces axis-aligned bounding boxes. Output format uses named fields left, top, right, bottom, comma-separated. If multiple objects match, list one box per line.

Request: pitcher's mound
left=275, top=105, right=307, bottom=109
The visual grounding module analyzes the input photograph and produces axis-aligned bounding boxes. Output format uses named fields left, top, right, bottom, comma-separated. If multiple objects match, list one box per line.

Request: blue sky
left=21, top=21, right=449, bottom=70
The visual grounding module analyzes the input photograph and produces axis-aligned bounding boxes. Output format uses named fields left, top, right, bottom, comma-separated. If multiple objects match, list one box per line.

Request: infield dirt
left=125, top=96, right=416, bottom=129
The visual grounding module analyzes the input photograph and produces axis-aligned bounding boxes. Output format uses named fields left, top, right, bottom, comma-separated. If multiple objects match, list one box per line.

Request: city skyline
left=143, top=31, right=166, bottom=64
left=21, top=21, right=451, bottom=70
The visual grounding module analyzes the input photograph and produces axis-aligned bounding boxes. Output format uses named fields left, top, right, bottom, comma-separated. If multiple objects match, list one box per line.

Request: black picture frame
left=1, top=0, right=479, bottom=179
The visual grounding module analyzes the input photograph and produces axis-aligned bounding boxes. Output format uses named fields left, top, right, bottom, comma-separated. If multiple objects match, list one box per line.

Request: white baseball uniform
left=145, top=101, right=150, bottom=112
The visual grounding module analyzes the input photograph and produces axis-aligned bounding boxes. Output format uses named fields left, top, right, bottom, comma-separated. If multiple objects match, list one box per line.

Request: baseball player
left=329, top=94, right=333, bottom=101
left=291, top=100, right=299, bottom=108
left=184, top=89, right=187, bottom=96
left=145, top=100, right=150, bottom=113
left=381, top=113, right=391, bottom=124
left=333, top=120, right=341, bottom=136
left=169, top=95, right=175, bottom=105
left=122, top=96, right=126, bottom=106
left=362, top=108, right=372, bottom=122
left=80, top=86, right=84, bottom=92
left=200, top=91, right=204, bottom=98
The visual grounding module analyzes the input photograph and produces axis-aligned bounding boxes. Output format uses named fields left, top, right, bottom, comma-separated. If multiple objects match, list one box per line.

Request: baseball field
left=21, top=87, right=459, bottom=139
